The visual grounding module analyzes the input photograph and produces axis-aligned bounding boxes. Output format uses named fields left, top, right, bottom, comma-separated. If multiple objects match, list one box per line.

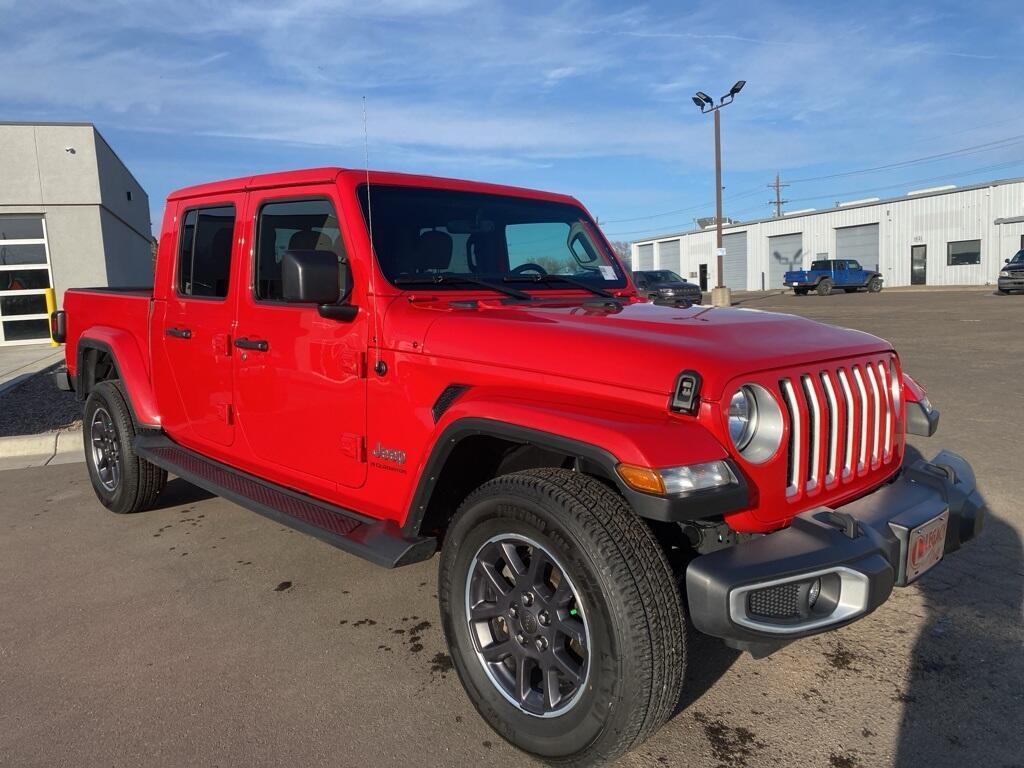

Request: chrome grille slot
left=838, top=369, right=855, bottom=479
left=866, top=364, right=882, bottom=467
left=780, top=378, right=801, bottom=497
left=820, top=371, right=839, bottom=485
left=877, top=361, right=893, bottom=460
left=801, top=375, right=821, bottom=491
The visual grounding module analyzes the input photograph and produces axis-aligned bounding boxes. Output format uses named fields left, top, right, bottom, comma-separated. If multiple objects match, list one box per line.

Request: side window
left=255, top=199, right=342, bottom=301
left=847, top=260, right=861, bottom=271
left=177, top=205, right=235, bottom=298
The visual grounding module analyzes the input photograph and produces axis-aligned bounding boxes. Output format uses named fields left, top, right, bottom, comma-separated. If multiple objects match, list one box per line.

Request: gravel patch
left=0, top=363, right=81, bottom=438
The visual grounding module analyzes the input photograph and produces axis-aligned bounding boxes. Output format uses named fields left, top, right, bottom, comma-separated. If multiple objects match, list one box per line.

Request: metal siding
left=835, top=223, right=879, bottom=272
left=636, top=243, right=654, bottom=270
left=768, top=232, right=803, bottom=289
left=722, top=232, right=747, bottom=290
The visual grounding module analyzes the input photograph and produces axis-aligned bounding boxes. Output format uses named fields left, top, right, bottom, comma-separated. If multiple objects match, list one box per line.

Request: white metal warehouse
left=628, top=177, right=1024, bottom=291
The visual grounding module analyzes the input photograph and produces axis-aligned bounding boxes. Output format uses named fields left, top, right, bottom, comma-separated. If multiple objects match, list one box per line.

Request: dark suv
left=998, top=250, right=1024, bottom=294
left=632, top=270, right=703, bottom=303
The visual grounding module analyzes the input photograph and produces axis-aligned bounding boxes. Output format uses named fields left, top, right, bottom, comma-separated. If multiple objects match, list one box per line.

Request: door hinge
left=341, top=433, right=366, bottom=462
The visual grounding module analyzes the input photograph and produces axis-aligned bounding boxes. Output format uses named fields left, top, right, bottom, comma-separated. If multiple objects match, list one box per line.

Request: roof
left=633, top=174, right=1024, bottom=244
left=167, top=167, right=580, bottom=205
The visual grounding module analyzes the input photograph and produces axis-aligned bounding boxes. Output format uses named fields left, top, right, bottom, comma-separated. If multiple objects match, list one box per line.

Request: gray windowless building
left=0, top=122, right=152, bottom=345
left=629, top=177, right=1024, bottom=290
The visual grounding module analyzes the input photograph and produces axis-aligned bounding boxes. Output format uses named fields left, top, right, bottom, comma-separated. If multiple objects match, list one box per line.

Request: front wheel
left=867, top=276, right=883, bottom=293
left=83, top=380, right=167, bottom=514
left=438, top=469, right=685, bottom=765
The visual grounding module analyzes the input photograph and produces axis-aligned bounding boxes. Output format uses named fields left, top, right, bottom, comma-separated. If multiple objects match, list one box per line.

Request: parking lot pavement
left=1, top=289, right=1020, bottom=768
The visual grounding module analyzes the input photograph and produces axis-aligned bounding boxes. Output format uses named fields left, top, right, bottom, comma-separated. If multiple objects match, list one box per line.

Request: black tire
left=438, top=469, right=685, bottom=766
left=816, top=278, right=833, bottom=296
left=867, top=276, right=883, bottom=293
left=83, top=380, right=167, bottom=514
left=997, top=288, right=1009, bottom=295
left=794, top=288, right=808, bottom=296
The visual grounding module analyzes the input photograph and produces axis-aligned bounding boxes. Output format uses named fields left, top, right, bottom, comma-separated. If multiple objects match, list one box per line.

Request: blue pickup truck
left=784, top=259, right=883, bottom=295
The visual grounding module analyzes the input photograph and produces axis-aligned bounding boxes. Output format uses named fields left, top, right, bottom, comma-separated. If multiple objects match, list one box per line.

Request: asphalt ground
left=1, top=288, right=1021, bottom=768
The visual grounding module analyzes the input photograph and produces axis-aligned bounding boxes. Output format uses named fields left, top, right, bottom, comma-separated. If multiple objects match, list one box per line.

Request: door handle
left=234, top=337, right=269, bottom=352
left=165, top=327, right=192, bottom=339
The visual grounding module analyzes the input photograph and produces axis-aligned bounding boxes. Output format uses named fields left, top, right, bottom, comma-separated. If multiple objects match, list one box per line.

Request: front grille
left=779, top=357, right=897, bottom=500
left=747, top=583, right=801, bottom=619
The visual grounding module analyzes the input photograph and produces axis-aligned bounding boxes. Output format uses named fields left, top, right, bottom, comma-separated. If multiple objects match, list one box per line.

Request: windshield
left=645, top=270, right=684, bottom=282
left=357, top=185, right=626, bottom=290
left=1010, top=250, right=1024, bottom=265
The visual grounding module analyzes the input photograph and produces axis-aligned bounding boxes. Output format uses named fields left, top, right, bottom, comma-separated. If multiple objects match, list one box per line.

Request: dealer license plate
left=904, top=510, right=948, bottom=583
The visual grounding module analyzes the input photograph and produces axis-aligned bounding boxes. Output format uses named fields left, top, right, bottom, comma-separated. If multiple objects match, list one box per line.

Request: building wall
left=0, top=124, right=153, bottom=309
left=630, top=179, right=1024, bottom=289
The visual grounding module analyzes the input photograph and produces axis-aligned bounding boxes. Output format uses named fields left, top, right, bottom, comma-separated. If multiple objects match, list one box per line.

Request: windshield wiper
left=504, top=273, right=614, bottom=298
left=394, top=274, right=532, bottom=301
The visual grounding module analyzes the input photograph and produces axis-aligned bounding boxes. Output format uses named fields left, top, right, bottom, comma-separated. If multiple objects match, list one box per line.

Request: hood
left=396, top=299, right=892, bottom=400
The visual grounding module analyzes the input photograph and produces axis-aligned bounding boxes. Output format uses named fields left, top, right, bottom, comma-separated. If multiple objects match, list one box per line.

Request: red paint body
left=63, top=168, right=910, bottom=534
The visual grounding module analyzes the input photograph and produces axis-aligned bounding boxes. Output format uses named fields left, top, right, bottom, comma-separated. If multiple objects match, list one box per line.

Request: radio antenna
left=363, top=96, right=385, bottom=376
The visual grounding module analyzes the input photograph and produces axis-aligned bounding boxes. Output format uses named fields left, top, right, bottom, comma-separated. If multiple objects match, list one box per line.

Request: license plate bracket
left=894, top=509, right=949, bottom=585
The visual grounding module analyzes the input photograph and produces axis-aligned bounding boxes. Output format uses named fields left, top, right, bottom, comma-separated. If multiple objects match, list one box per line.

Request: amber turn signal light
left=616, top=463, right=665, bottom=494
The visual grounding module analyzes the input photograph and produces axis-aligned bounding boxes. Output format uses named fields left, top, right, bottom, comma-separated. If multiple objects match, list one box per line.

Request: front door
left=911, top=245, right=927, bottom=285
left=159, top=200, right=240, bottom=447
left=232, top=189, right=368, bottom=493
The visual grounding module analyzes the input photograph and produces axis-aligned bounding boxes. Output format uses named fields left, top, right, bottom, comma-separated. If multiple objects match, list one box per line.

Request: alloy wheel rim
left=90, top=406, right=121, bottom=492
left=465, top=533, right=591, bottom=718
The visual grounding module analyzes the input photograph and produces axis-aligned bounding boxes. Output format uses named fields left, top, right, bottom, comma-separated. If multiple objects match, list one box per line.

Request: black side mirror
left=282, top=250, right=357, bottom=320
left=1006, top=258, right=1010, bottom=264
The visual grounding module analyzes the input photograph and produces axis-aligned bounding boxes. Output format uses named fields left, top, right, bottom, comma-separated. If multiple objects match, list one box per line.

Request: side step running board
left=134, top=434, right=437, bottom=568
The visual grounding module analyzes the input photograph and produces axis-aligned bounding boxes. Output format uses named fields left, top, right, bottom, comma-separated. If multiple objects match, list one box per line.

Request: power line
left=785, top=134, right=1024, bottom=184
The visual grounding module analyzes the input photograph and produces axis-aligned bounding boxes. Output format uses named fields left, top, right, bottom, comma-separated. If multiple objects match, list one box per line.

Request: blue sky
left=4, top=0, right=1024, bottom=241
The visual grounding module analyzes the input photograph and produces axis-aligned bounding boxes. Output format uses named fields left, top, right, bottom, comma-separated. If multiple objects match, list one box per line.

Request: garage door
left=721, top=232, right=747, bottom=290
left=836, top=224, right=879, bottom=272
left=658, top=239, right=680, bottom=271
left=635, top=243, right=654, bottom=270
left=768, top=232, right=803, bottom=289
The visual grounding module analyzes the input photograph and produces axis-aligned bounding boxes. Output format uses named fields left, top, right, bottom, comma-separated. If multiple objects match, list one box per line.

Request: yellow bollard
left=44, top=288, right=59, bottom=346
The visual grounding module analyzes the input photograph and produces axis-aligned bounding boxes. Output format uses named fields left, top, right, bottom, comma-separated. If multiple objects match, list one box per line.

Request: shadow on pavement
left=895, top=458, right=1022, bottom=767
left=673, top=621, right=741, bottom=717
left=150, top=477, right=215, bottom=510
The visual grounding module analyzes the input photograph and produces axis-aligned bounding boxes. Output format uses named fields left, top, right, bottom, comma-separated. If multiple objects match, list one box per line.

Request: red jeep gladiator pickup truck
left=54, top=167, right=984, bottom=766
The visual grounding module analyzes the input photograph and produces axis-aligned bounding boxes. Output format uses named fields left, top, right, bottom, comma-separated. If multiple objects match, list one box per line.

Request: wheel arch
left=77, top=331, right=161, bottom=428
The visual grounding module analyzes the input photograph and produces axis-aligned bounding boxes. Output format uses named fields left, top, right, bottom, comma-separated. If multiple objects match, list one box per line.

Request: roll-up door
left=658, top=239, right=680, bottom=271
left=768, top=232, right=803, bottom=289
left=636, top=243, right=654, bottom=270
left=836, top=224, right=879, bottom=272
left=721, top=232, right=747, bottom=290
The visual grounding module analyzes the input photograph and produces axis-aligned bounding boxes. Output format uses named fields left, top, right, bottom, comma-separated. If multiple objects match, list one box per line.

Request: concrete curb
left=0, top=428, right=84, bottom=470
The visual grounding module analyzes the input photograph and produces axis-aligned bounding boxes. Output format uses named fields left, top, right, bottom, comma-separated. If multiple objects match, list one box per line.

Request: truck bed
left=63, top=287, right=155, bottom=383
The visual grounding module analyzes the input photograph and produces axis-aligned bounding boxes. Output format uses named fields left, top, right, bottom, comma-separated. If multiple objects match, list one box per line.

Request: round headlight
left=728, top=388, right=757, bottom=450
left=727, top=384, right=784, bottom=463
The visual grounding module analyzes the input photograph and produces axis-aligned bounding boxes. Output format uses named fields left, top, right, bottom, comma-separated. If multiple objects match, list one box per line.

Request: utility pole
left=768, top=173, right=789, bottom=218
left=692, top=80, right=745, bottom=307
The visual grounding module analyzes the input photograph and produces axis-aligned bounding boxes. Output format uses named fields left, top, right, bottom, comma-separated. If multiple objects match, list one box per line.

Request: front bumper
left=997, top=275, right=1024, bottom=291
left=686, top=450, right=985, bottom=656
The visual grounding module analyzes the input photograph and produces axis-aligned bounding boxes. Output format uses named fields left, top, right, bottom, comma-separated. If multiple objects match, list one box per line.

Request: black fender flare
left=402, top=417, right=748, bottom=538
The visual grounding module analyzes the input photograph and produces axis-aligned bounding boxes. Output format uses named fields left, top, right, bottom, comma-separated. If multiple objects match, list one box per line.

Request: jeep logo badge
left=371, top=441, right=406, bottom=465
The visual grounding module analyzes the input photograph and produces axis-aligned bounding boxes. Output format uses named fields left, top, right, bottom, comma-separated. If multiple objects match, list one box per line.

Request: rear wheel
left=816, top=278, right=833, bottom=296
left=867, top=276, right=883, bottom=293
left=438, top=469, right=685, bottom=766
left=83, top=380, right=166, bottom=514
left=794, top=287, right=808, bottom=296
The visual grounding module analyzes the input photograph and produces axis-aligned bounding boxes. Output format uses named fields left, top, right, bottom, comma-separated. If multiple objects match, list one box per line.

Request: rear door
left=159, top=200, right=241, bottom=447
left=232, top=187, right=368, bottom=494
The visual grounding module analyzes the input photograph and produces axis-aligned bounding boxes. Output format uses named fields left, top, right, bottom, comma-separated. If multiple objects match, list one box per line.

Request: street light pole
left=692, top=80, right=745, bottom=307
left=714, top=107, right=723, bottom=290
